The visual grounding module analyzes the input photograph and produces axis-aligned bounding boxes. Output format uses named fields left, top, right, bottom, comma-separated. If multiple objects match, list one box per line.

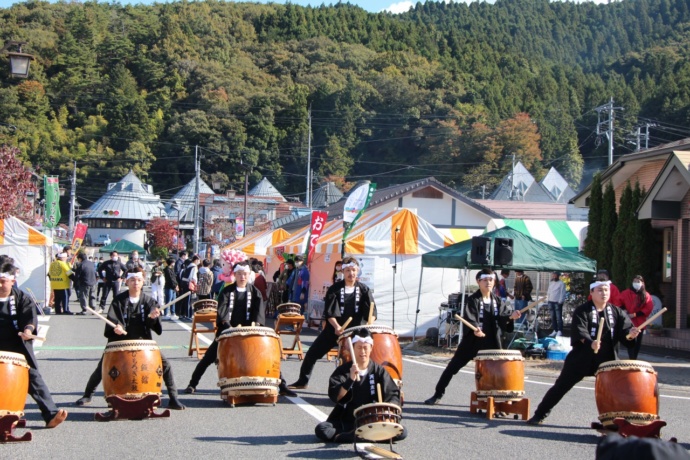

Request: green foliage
left=149, top=246, right=168, bottom=261
left=583, top=173, right=602, bottom=262
left=598, top=181, right=618, bottom=273
left=611, top=182, right=633, bottom=287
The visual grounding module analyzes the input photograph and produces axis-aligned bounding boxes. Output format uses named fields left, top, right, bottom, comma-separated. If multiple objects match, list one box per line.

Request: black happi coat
left=459, top=290, right=515, bottom=350
left=216, top=283, right=263, bottom=335
left=323, top=281, right=376, bottom=331
left=0, top=287, right=40, bottom=368
left=105, top=291, right=162, bottom=342
left=326, top=360, right=401, bottom=430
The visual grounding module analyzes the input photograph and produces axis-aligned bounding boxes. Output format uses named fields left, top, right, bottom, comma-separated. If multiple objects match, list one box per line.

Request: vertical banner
left=70, top=222, right=88, bottom=264
left=235, top=217, right=245, bottom=240
left=44, top=176, right=61, bottom=228
left=341, top=182, right=376, bottom=256
left=305, top=211, right=328, bottom=265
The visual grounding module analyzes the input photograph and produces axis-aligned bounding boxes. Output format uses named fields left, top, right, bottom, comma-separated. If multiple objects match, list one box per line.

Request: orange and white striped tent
left=224, top=228, right=291, bottom=257
left=0, top=216, right=53, bottom=304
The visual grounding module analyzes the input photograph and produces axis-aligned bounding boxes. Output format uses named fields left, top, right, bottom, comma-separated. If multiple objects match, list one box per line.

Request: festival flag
left=342, top=182, right=376, bottom=240
left=43, top=176, right=61, bottom=228
left=304, top=211, right=328, bottom=264
left=69, top=222, right=88, bottom=263
left=235, top=217, right=245, bottom=239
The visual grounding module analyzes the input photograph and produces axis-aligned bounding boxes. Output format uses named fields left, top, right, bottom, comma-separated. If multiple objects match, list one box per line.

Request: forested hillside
left=1, top=0, right=690, bottom=205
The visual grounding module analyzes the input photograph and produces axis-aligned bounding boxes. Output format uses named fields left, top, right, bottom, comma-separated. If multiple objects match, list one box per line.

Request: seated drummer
left=75, top=268, right=185, bottom=409
left=0, top=262, right=68, bottom=428
left=425, top=268, right=521, bottom=405
left=315, top=328, right=406, bottom=443
left=527, top=280, right=639, bottom=425
left=289, top=256, right=376, bottom=390
left=184, top=262, right=295, bottom=396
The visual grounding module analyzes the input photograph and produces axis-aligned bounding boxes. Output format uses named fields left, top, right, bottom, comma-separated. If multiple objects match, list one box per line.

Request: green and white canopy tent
left=485, top=219, right=588, bottom=253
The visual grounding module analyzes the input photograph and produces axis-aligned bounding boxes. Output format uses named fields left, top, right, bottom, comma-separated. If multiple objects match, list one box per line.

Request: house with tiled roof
left=81, top=171, right=166, bottom=248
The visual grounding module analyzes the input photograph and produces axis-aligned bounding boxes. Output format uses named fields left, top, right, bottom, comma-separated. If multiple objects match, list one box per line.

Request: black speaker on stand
left=471, top=236, right=492, bottom=265
left=494, top=238, right=514, bottom=265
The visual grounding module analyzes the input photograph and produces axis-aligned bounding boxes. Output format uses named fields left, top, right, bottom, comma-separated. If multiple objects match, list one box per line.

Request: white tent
left=0, top=216, right=53, bottom=305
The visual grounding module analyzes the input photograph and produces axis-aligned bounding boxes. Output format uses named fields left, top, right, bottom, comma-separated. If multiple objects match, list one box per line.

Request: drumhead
left=0, top=351, right=29, bottom=369
left=596, top=360, right=656, bottom=375
left=104, top=340, right=160, bottom=353
left=218, top=326, right=280, bottom=340
left=475, top=349, right=523, bottom=361
left=353, top=402, right=402, bottom=415
left=343, top=324, right=398, bottom=338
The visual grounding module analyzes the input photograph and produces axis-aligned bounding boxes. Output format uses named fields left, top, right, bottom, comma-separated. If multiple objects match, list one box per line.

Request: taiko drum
left=102, top=340, right=164, bottom=399
left=595, top=360, right=659, bottom=427
left=192, top=299, right=218, bottom=315
left=216, top=326, right=282, bottom=399
left=0, top=352, right=30, bottom=416
left=338, top=325, right=403, bottom=386
left=474, top=349, right=525, bottom=401
left=353, top=402, right=404, bottom=442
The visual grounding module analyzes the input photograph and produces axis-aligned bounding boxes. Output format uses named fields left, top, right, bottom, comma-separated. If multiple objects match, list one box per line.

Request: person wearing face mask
left=98, top=251, right=127, bottom=313
left=618, top=276, right=654, bottom=360
left=125, top=251, right=145, bottom=272
left=332, top=260, right=343, bottom=284
left=288, top=255, right=309, bottom=315
left=278, top=259, right=295, bottom=304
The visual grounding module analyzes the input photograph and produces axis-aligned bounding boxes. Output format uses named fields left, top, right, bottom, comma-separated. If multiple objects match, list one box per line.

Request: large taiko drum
left=102, top=340, right=164, bottom=399
left=474, top=349, right=525, bottom=401
left=217, top=326, right=282, bottom=400
left=338, top=325, right=403, bottom=387
left=193, top=299, right=218, bottom=315
left=0, top=352, right=30, bottom=416
left=353, top=403, right=404, bottom=442
left=595, top=360, right=659, bottom=427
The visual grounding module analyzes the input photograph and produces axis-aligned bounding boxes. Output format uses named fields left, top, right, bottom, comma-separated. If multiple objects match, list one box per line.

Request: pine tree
left=583, top=173, right=603, bottom=262
left=612, top=181, right=632, bottom=288
left=625, top=182, right=643, bottom=285
left=598, top=181, right=617, bottom=273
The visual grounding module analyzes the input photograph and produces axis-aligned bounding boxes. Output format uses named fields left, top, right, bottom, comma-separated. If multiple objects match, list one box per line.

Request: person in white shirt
left=547, top=271, right=567, bottom=337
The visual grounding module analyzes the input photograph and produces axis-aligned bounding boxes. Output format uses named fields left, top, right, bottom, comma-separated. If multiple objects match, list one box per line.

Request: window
left=411, top=187, right=443, bottom=199
left=663, top=228, right=673, bottom=282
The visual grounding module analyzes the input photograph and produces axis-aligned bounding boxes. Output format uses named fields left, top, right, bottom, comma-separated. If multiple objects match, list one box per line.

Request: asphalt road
left=3, top=298, right=690, bottom=459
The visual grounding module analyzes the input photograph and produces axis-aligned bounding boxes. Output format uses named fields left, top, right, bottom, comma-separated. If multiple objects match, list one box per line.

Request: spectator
left=74, top=253, right=97, bottom=315
left=125, top=251, right=145, bottom=271
left=196, top=259, right=214, bottom=300
left=49, top=252, right=74, bottom=315
left=547, top=271, right=567, bottom=337
left=98, top=251, right=127, bottom=312
left=150, top=259, right=165, bottom=306
left=513, top=270, right=533, bottom=312
left=162, top=257, right=179, bottom=320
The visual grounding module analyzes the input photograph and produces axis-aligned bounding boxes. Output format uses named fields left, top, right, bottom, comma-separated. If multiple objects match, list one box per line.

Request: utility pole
left=306, top=104, right=312, bottom=209
left=68, top=161, right=76, bottom=240
left=595, top=97, right=623, bottom=165
left=193, top=145, right=201, bottom=255
left=481, top=185, right=486, bottom=200
left=241, top=157, right=249, bottom=239
left=635, top=122, right=655, bottom=151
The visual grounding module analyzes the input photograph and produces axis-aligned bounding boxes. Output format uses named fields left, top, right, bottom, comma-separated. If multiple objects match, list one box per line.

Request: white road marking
left=34, top=325, right=49, bottom=348
left=402, top=357, right=690, bottom=401
left=38, top=316, right=51, bottom=322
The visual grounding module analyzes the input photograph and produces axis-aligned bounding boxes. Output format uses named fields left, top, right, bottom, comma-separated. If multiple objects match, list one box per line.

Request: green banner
left=44, top=176, right=61, bottom=228
left=343, top=183, right=376, bottom=240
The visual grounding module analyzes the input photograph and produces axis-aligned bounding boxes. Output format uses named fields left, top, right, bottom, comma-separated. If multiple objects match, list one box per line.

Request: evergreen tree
left=611, top=181, right=632, bottom=288
left=583, top=173, right=602, bottom=262
left=625, top=182, right=644, bottom=286
left=598, top=181, right=617, bottom=273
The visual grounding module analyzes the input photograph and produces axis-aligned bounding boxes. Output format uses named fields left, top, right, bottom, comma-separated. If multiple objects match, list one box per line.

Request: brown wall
left=612, top=160, right=666, bottom=210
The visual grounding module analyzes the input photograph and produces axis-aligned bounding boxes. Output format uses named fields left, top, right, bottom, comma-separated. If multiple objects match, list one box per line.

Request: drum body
left=276, top=302, right=301, bottom=317
left=217, top=326, right=282, bottom=399
left=595, top=360, right=659, bottom=427
left=0, top=352, right=30, bottom=416
left=474, top=349, right=525, bottom=401
left=102, top=340, right=163, bottom=399
left=193, top=299, right=218, bottom=315
left=354, top=403, right=404, bottom=442
left=338, top=325, right=403, bottom=387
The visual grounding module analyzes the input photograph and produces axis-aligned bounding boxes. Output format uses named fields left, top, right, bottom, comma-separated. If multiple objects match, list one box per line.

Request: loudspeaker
left=494, top=238, right=514, bottom=265
left=471, top=236, right=491, bottom=265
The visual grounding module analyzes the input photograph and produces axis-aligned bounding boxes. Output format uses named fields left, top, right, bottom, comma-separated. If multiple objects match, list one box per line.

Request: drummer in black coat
left=185, top=262, right=295, bottom=395
left=75, top=268, right=185, bottom=409
left=527, top=280, right=639, bottom=425
left=425, top=268, right=521, bottom=405
left=289, top=256, right=376, bottom=390
left=0, top=262, right=68, bottom=427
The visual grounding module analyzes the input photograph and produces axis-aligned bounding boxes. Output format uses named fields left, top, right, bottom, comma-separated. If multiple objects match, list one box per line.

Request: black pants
left=627, top=333, right=644, bottom=360
left=99, top=281, right=120, bottom=309
left=53, top=289, right=70, bottom=314
left=533, top=352, right=594, bottom=418
left=315, top=420, right=408, bottom=443
left=29, top=366, right=61, bottom=423
left=433, top=342, right=479, bottom=397
left=83, top=351, right=180, bottom=401
left=297, top=328, right=338, bottom=383
left=96, top=282, right=105, bottom=301
left=78, top=284, right=97, bottom=311
left=177, top=288, right=191, bottom=318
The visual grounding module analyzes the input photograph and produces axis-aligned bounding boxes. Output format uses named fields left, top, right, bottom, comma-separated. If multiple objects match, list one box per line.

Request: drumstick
left=18, top=332, right=46, bottom=342
left=367, top=302, right=375, bottom=325
left=85, top=306, right=127, bottom=335
left=627, top=307, right=667, bottom=340
left=594, top=317, right=605, bottom=354
left=251, top=322, right=255, bottom=327
left=341, top=317, right=353, bottom=330
left=454, top=314, right=479, bottom=332
left=158, top=291, right=191, bottom=311
left=376, top=383, right=382, bottom=404
left=518, top=297, right=545, bottom=314
left=346, top=337, right=359, bottom=381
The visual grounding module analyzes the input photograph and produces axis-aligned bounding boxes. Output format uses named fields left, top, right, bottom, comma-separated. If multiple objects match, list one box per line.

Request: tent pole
left=412, top=265, right=424, bottom=344
left=459, top=268, right=468, bottom=343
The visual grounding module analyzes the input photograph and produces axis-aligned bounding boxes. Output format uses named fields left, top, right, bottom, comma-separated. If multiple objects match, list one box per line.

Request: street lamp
left=2, top=41, right=35, bottom=78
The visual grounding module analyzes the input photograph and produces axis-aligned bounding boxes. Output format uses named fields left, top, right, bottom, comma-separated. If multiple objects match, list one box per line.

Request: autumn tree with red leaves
left=0, top=145, right=37, bottom=222
left=145, top=217, right=183, bottom=252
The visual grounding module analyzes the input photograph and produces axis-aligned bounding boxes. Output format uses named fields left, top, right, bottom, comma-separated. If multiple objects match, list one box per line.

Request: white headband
left=233, top=265, right=251, bottom=273
left=479, top=274, right=494, bottom=280
left=57, top=253, right=67, bottom=259
left=126, top=272, right=144, bottom=280
left=351, top=335, right=374, bottom=346
left=342, top=262, right=358, bottom=269
left=590, top=280, right=611, bottom=291
left=0, top=273, right=15, bottom=280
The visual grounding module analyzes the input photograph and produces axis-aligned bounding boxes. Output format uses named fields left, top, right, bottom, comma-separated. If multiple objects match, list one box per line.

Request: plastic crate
left=546, top=350, right=568, bottom=360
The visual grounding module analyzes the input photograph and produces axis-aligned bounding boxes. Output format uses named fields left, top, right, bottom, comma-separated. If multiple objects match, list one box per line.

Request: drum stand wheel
left=470, top=392, right=530, bottom=421
left=95, top=394, right=171, bottom=421
left=0, top=415, right=32, bottom=443
left=591, top=418, right=676, bottom=441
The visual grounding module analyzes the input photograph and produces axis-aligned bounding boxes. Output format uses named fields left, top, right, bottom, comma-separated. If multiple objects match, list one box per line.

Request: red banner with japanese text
left=305, top=211, right=328, bottom=265
left=70, top=222, right=88, bottom=264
